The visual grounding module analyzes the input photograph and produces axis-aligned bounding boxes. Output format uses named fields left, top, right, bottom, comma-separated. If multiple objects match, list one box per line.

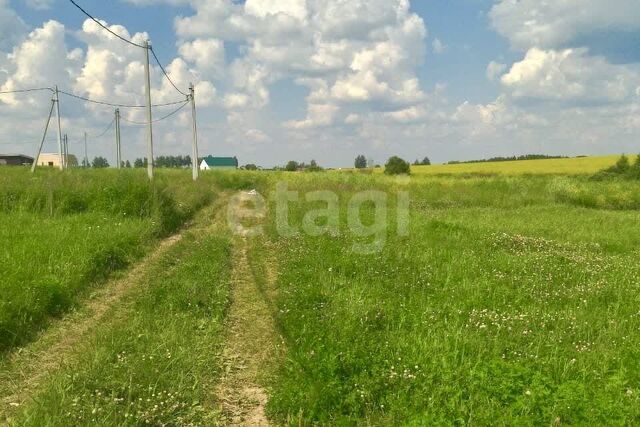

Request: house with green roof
left=200, top=156, right=239, bottom=170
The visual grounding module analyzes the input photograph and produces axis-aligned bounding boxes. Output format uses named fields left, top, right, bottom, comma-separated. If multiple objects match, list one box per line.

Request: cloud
left=432, top=38, right=445, bottom=54
left=0, top=0, right=28, bottom=52
left=489, top=0, right=640, bottom=50
left=123, top=0, right=189, bottom=5
left=172, top=0, right=428, bottom=116
left=0, top=15, right=220, bottom=162
left=178, top=38, right=225, bottom=78
left=244, top=128, right=271, bottom=142
left=25, top=0, right=53, bottom=10
left=284, top=103, right=339, bottom=129
left=486, top=61, right=507, bottom=81
left=384, top=106, right=427, bottom=123
left=4, top=0, right=639, bottom=167
left=1, top=20, right=79, bottom=107
left=501, top=48, right=640, bottom=102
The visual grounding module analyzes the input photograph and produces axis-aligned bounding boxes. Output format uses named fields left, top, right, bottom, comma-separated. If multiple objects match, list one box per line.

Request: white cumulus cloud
left=501, top=48, right=640, bottom=102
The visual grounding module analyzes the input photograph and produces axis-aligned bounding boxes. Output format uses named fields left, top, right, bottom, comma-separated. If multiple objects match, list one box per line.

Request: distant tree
left=608, top=154, right=631, bottom=174
left=133, top=158, right=144, bottom=168
left=630, top=154, right=640, bottom=178
left=92, top=156, right=109, bottom=168
left=384, top=156, right=410, bottom=175
left=65, top=155, right=79, bottom=168
left=244, top=164, right=258, bottom=171
left=413, top=159, right=420, bottom=166
left=81, top=158, right=90, bottom=168
left=285, top=160, right=298, bottom=172
left=125, top=160, right=131, bottom=168
left=421, top=156, right=431, bottom=166
left=307, top=159, right=322, bottom=172
left=154, top=155, right=192, bottom=168
left=354, top=155, right=367, bottom=169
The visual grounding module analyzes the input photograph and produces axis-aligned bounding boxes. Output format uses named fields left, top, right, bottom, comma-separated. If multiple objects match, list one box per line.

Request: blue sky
left=1, top=0, right=639, bottom=167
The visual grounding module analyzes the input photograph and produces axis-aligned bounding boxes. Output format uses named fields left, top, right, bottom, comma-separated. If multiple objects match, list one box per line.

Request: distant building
left=37, top=153, right=78, bottom=168
left=0, top=154, right=34, bottom=166
left=38, top=153, right=61, bottom=167
left=200, top=156, right=239, bottom=170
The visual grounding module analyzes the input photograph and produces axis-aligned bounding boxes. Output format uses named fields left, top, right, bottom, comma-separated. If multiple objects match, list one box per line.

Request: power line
left=88, top=117, right=116, bottom=139
left=120, top=100, right=189, bottom=125
left=67, top=0, right=145, bottom=49
left=150, top=46, right=188, bottom=97
left=0, top=139, right=57, bottom=145
left=58, top=90, right=186, bottom=108
left=67, top=2, right=187, bottom=97
left=0, top=87, right=53, bottom=95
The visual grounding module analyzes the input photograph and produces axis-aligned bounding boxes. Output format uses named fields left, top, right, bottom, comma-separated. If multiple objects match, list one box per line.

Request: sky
left=0, top=0, right=639, bottom=168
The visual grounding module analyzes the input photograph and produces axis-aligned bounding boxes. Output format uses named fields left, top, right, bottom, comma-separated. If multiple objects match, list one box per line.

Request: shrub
left=307, top=160, right=322, bottom=172
left=608, top=154, right=631, bottom=174
left=384, top=156, right=411, bottom=175
left=285, top=161, right=298, bottom=172
left=594, top=154, right=640, bottom=180
left=354, top=155, right=367, bottom=169
left=92, top=156, right=110, bottom=168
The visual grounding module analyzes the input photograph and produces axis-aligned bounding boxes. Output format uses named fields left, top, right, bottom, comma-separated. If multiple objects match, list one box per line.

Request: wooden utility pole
left=54, top=85, right=63, bottom=171
left=31, top=97, right=56, bottom=173
left=63, top=134, right=68, bottom=169
left=115, top=108, right=122, bottom=169
left=190, top=83, right=199, bottom=181
left=143, top=40, right=154, bottom=180
left=84, top=132, right=88, bottom=168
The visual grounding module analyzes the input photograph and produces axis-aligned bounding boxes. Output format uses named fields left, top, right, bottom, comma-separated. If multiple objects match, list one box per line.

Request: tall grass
left=0, top=168, right=216, bottom=353
left=256, top=173, right=640, bottom=424
left=14, top=232, right=232, bottom=426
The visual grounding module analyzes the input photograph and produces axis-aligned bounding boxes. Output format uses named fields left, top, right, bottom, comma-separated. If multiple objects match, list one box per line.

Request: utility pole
left=143, top=40, right=154, bottom=180
left=115, top=108, right=122, bottom=169
left=84, top=132, right=88, bottom=168
left=189, top=83, right=199, bottom=181
left=54, top=85, right=63, bottom=171
left=63, top=134, right=68, bottom=169
left=31, top=97, right=56, bottom=173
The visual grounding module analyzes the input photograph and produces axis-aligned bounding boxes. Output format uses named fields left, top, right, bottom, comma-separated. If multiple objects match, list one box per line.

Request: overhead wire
left=150, top=46, right=188, bottom=97
left=119, top=100, right=189, bottom=125
left=5, top=2, right=195, bottom=161
left=68, top=0, right=188, bottom=98
left=67, top=0, right=145, bottom=49
left=58, top=90, right=187, bottom=108
left=0, top=139, right=57, bottom=145
left=87, top=117, right=116, bottom=139
left=0, top=87, right=53, bottom=95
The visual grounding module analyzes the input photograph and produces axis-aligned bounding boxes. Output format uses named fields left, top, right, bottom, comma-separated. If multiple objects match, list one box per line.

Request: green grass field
left=2, top=158, right=640, bottom=425
left=256, top=172, right=640, bottom=424
left=0, top=168, right=216, bottom=353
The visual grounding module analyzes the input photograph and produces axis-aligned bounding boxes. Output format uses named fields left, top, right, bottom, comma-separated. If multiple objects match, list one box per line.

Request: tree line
left=447, top=154, right=566, bottom=165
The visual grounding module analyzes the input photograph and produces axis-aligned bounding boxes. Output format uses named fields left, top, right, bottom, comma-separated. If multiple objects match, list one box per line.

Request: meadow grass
left=257, top=172, right=640, bottom=425
left=0, top=168, right=217, bottom=353
left=405, top=155, right=621, bottom=176
left=4, top=166, right=640, bottom=425
left=13, top=228, right=232, bottom=426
